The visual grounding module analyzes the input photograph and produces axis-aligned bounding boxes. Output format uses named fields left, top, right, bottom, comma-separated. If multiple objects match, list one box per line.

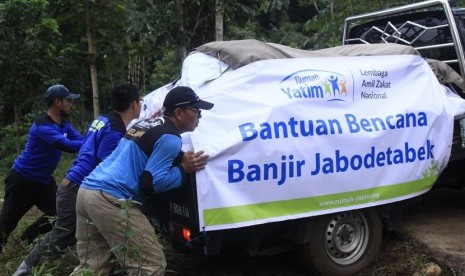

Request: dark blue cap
left=163, top=86, right=213, bottom=111
left=45, top=84, right=80, bottom=101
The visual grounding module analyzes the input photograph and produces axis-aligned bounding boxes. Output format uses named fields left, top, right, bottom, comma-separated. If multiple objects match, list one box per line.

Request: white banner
left=181, top=54, right=465, bottom=231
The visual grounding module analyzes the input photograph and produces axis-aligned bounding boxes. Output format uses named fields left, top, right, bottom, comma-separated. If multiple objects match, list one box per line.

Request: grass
left=356, top=231, right=452, bottom=276
left=0, top=229, right=79, bottom=275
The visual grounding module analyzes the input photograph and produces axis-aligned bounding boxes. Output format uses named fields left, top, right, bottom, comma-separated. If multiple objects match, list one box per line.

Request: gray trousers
left=23, top=181, right=79, bottom=269
left=71, top=188, right=166, bottom=276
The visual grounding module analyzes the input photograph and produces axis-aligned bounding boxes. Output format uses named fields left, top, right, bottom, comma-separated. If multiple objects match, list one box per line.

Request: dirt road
left=398, top=187, right=465, bottom=274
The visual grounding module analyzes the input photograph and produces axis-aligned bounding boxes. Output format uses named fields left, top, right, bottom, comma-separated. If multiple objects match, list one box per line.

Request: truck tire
left=300, top=208, right=382, bottom=275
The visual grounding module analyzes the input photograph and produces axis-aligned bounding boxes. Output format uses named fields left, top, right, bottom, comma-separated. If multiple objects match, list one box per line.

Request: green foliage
left=29, top=250, right=79, bottom=276
left=261, top=0, right=290, bottom=13
left=0, top=0, right=443, bottom=129
left=0, top=228, right=79, bottom=275
left=149, top=47, right=181, bottom=91
left=0, top=0, right=60, bottom=125
left=0, top=0, right=463, bottom=274
left=0, top=124, right=26, bottom=160
left=0, top=234, right=30, bottom=275
left=304, top=13, right=343, bottom=49
left=0, top=109, right=43, bottom=180
left=267, top=21, right=311, bottom=48
left=53, top=152, right=77, bottom=181
left=225, top=20, right=260, bottom=40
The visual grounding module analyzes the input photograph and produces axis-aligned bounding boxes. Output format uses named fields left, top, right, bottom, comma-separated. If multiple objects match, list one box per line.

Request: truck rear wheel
left=300, top=208, right=382, bottom=275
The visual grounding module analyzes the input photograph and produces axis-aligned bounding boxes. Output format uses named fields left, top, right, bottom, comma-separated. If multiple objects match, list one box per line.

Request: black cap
left=45, top=84, right=80, bottom=102
left=163, top=86, right=214, bottom=111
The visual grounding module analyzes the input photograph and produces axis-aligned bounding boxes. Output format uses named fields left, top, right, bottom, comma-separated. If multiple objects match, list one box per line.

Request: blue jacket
left=66, top=112, right=126, bottom=186
left=81, top=117, right=185, bottom=203
left=13, top=114, right=84, bottom=185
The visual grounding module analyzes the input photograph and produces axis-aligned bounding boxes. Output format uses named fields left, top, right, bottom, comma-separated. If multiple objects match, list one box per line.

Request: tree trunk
left=85, top=0, right=100, bottom=118
left=176, top=0, right=187, bottom=60
left=142, top=55, right=146, bottom=92
left=14, top=102, right=20, bottom=155
left=215, top=0, right=224, bottom=41
left=330, top=0, right=334, bottom=16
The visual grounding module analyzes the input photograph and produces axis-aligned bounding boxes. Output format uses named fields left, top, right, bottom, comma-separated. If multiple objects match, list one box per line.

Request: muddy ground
left=163, top=230, right=454, bottom=276
left=162, top=187, right=465, bottom=276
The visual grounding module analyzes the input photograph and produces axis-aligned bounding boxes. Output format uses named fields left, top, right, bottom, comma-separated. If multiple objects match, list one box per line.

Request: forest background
left=1, top=0, right=465, bottom=274
left=3, top=0, right=465, bottom=165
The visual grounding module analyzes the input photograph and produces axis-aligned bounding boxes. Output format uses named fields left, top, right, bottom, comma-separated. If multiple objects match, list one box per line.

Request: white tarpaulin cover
left=141, top=41, right=465, bottom=231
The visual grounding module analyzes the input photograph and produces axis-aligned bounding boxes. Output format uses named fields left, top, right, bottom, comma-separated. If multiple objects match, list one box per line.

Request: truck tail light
left=170, top=222, right=192, bottom=242
left=182, top=228, right=191, bottom=241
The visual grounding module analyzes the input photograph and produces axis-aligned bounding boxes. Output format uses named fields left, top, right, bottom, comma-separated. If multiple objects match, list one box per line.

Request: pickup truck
left=141, top=1, right=465, bottom=275
left=342, top=0, right=465, bottom=188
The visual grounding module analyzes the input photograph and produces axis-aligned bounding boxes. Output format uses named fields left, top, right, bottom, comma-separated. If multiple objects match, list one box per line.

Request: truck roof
left=342, top=0, right=465, bottom=79
left=195, top=39, right=463, bottom=91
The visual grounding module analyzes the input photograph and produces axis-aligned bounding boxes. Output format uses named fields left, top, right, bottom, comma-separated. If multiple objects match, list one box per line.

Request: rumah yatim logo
left=279, top=69, right=350, bottom=102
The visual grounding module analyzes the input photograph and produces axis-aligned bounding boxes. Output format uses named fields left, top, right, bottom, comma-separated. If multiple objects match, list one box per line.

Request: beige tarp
left=426, top=58, right=464, bottom=91
left=196, top=39, right=464, bottom=91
